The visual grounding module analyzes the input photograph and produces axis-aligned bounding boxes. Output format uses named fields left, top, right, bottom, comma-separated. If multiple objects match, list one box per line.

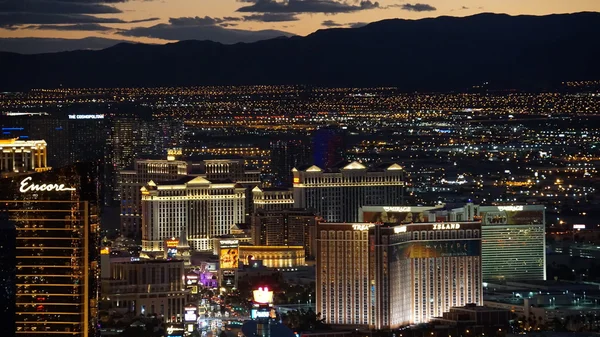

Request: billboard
left=363, top=211, right=428, bottom=224
left=253, top=287, right=274, bottom=304
left=480, top=210, right=543, bottom=226
left=220, top=248, right=239, bottom=269
left=391, top=240, right=480, bottom=261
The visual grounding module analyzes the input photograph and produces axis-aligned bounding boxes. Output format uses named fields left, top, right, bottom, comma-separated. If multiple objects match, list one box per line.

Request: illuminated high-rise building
left=141, top=176, right=246, bottom=252
left=0, top=163, right=101, bottom=336
left=251, top=208, right=317, bottom=258
left=105, top=116, right=184, bottom=205
left=252, top=187, right=294, bottom=212
left=449, top=204, right=546, bottom=281
left=316, top=222, right=482, bottom=329
left=119, top=153, right=189, bottom=238
left=0, top=138, right=50, bottom=176
left=293, top=161, right=404, bottom=222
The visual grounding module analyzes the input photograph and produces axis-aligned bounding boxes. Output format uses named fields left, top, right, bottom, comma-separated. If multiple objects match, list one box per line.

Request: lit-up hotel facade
left=119, top=155, right=189, bottom=238
left=0, top=163, right=101, bottom=336
left=293, top=161, right=404, bottom=222
left=449, top=204, right=546, bottom=281
left=317, top=222, right=482, bottom=329
left=141, top=176, right=246, bottom=252
left=0, top=139, right=50, bottom=176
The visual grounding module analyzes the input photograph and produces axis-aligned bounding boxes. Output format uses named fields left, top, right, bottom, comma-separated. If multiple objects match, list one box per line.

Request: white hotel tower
left=293, top=161, right=404, bottom=222
left=141, top=176, right=246, bottom=252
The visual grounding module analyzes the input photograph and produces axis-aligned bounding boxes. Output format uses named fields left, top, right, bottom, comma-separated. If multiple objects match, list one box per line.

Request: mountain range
left=1, top=12, right=599, bottom=91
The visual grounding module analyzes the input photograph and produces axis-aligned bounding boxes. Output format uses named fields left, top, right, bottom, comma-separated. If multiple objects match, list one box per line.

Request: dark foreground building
left=0, top=163, right=101, bottom=337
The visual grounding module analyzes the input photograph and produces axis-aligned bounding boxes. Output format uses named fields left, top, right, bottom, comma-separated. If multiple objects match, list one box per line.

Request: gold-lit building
left=316, top=222, right=482, bottom=329
left=0, top=163, right=101, bottom=336
left=0, top=138, right=50, bottom=175
left=239, top=246, right=305, bottom=268
left=251, top=208, right=317, bottom=258
left=252, top=187, right=294, bottom=212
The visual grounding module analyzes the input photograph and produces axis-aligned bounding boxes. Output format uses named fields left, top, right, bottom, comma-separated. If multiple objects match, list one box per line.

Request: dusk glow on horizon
left=1, top=0, right=599, bottom=49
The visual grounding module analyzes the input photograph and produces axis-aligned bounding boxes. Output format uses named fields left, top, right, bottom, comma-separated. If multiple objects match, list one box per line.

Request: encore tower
left=0, top=163, right=101, bottom=336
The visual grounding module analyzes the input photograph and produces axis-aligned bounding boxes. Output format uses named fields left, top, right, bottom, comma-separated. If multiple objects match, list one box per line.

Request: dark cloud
left=0, top=13, right=125, bottom=27
left=168, top=16, right=243, bottom=26
left=322, top=20, right=343, bottom=27
left=119, top=21, right=294, bottom=44
left=237, top=0, right=379, bottom=14
left=0, top=36, right=133, bottom=54
left=396, top=3, right=436, bottom=12
left=0, top=0, right=121, bottom=14
left=128, top=17, right=160, bottom=23
left=24, top=23, right=114, bottom=31
left=53, top=0, right=126, bottom=3
left=244, top=13, right=299, bottom=22
left=349, top=22, right=368, bottom=28
left=0, top=13, right=158, bottom=28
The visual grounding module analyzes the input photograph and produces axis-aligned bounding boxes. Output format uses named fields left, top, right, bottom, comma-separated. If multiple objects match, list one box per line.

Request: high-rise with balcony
left=0, top=162, right=101, bottom=337
left=293, top=161, right=404, bottom=222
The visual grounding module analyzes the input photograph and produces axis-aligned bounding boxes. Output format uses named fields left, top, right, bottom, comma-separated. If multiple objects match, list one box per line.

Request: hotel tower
left=0, top=163, right=101, bottom=336
left=317, top=222, right=482, bottom=329
left=293, top=161, right=404, bottom=222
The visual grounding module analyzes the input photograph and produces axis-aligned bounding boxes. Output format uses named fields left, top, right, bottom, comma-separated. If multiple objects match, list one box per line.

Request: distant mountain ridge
left=1, top=12, right=599, bottom=91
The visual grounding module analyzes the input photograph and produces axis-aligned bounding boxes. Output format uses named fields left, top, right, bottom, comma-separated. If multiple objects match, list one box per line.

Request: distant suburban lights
left=68, top=114, right=104, bottom=119
left=19, top=177, right=76, bottom=193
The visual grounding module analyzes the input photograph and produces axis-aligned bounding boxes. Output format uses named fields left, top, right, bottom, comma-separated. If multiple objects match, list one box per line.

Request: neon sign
left=433, top=223, right=461, bottom=230
left=352, top=224, right=374, bottom=231
left=68, top=114, right=104, bottom=119
left=19, top=177, right=75, bottom=193
left=166, top=326, right=184, bottom=335
left=497, top=206, right=524, bottom=211
left=383, top=206, right=411, bottom=212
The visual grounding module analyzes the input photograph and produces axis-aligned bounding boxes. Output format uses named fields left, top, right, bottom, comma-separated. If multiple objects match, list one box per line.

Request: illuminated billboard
left=391, top=240, right=480, bottom=260
left=253, top=287, right=274, bottom=304
left=362, top=210, right=427, bottom=224
left=220, top=248, right=239, bottom=269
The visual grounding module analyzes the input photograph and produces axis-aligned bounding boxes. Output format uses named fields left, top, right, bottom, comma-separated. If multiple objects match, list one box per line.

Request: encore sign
left=19, top=177, right=76, bottom=193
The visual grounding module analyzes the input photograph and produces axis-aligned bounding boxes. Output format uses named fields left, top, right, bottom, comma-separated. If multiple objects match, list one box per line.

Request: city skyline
left=1, top=0, right=599, bottom=53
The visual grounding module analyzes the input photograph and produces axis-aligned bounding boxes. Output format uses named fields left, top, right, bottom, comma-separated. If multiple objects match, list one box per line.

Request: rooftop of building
left=293, top=160, right=402, bottom=173
left=450, top=304, right=511, bottom=312
left=0, top=138, right=47, bottom=146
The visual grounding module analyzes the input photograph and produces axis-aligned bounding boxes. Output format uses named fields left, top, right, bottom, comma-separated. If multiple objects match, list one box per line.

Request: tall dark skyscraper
left=270, top=139, right=311, bottom=187
left=104, top=116, right=184, bottom=205
left=0, top=163, right=101, bottom=336
left=312, top=127, right=345, bottom=168
left=0, top=204, right=16, bottom=337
